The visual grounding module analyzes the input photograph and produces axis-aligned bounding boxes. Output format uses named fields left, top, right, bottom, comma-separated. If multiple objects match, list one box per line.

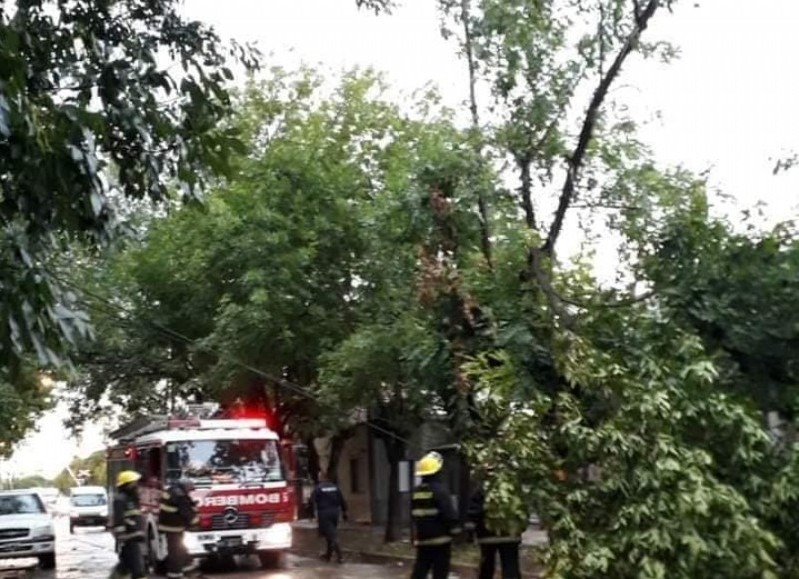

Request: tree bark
left=383, top=436, right=406, bottom=543
left=305, top=436, right=321, bottom=485
left=326, top=426, right=356, bottom=484
left=460, top=0, right=493, bottom=270
left=456, top=449, right=471, bottom=531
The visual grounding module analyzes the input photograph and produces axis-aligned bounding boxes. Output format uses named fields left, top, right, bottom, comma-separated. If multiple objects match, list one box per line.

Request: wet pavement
left=22, top=517, right=419, bottom=579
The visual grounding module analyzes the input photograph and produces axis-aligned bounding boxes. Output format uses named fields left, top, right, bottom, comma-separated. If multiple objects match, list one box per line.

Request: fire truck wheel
left=258, top=551, right=285, bottom=570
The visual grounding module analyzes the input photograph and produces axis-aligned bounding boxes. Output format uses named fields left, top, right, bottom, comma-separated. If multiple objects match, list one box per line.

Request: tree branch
left=528, top=248, right=576, bottom=329
left=558, top=288, right=656, bottom=309
left=542, top=0, right=661, bottom=254
left=461, top=0, right=493, bottom=270
left=518, top=154, right=536, bottom=230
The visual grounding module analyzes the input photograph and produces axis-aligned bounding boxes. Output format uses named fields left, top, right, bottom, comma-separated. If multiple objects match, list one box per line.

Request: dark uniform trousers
left=411, top=543, right=452, bottom=579
left=317, top=508, right=342, bottom=561
left=478, top=539, right=521, bottom=579
left=118, top=541, right=146, bottom=579
left=166, top=532, right=190, bottom=578
left=158, top=485, right=198, bottom=579
left=112, top=490, right=146, bottom=579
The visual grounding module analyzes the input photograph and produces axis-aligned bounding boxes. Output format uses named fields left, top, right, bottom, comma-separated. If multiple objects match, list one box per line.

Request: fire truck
left=106, top=406, right=295, bottom=570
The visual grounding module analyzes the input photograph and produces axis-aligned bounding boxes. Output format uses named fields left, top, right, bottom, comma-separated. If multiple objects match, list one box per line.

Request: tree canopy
left=29, top=0, right=799, bottom=576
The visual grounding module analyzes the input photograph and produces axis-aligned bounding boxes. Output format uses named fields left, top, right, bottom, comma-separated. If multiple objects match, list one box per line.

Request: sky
left=5, top=0, right=798, bottom=479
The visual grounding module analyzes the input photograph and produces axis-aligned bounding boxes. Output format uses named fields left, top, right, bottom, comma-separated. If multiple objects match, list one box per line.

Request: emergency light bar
left=110, top=413, right=270, bottom=442
left=198, top=418, right=267, bottom=430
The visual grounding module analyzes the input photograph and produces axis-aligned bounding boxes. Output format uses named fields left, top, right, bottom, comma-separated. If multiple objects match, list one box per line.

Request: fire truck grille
left=0, top=529, right=28, bottom=541
left=210, top=514, right=251, bottom=530
left=260, top=513, right=275, bottom=528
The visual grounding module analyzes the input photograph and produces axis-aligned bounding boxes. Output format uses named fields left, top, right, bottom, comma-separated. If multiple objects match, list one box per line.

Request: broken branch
left=542, top=0, right=661, bottom=255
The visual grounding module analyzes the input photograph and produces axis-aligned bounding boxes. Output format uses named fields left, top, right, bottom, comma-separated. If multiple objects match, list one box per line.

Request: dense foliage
left=0, top=0, right=260, bottom=448
left=12, top=0, right=798, bottom=577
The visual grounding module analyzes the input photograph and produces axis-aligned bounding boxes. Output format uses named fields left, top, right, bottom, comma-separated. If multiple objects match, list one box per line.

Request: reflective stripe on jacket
left=466, top=486, right=523, bottom=545
left=158, top=484, right=198, bottom=533
left=411, top=478, right=460, bottom=547
left=112, top=489, right=144, bottom=543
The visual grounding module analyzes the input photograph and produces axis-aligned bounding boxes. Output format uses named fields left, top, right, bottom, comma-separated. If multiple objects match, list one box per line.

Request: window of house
left=349, top=458, right=361, bottom=494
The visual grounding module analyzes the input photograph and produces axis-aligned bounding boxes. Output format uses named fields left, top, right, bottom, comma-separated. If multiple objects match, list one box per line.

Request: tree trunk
left=305, top=436, right=321, bottom=484
left=326, top=427, right=355, bottom=484
left=383, top=437, right=406, bottom=543
left=457, top=449, right=471, bottom=529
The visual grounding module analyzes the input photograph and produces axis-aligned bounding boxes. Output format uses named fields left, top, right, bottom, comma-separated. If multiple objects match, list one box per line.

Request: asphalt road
left=22, top=518, right=420, bottom=579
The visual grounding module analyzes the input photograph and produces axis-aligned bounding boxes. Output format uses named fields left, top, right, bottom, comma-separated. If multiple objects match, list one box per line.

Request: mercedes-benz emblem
left=223, top=506, right=239, bottom=525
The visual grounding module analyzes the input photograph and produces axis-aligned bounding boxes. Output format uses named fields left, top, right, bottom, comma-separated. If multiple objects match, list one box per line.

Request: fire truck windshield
left=164, top=439, right=283, bottom=486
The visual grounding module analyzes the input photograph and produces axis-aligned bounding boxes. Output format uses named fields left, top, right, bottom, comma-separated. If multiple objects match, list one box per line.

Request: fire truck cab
left=107, top=408, right=294, bottom=570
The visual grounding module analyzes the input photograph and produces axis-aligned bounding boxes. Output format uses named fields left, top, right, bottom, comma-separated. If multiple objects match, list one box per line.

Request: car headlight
left=32, top=526, right=54, bottom=537
left=183, top=533, right=199, bottom=550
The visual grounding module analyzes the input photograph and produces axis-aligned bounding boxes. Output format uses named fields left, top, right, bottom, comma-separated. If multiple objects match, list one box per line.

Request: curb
left=289, top=545, right=540, bottom=578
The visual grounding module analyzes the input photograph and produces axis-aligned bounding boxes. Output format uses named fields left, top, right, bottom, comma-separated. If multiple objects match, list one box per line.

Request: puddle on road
left=24, top=517, right=455, bottom=579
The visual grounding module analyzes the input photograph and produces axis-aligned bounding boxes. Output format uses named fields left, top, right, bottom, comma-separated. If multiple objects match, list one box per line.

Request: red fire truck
left=106, top=407, right=295, bottom=570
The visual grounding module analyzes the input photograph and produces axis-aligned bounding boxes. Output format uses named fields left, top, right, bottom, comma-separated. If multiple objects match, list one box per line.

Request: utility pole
left=65, top=466, right=82, bottom=486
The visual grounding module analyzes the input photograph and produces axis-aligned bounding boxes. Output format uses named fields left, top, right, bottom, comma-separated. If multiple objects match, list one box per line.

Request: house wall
left=312, top=419, right=463, bottom=527
left=336, top=425, right=372, bottom=523
left=313, top=425, right=373, bottom=524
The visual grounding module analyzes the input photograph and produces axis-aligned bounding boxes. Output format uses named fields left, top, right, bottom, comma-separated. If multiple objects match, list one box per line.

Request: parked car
left=32, top=487, right=60, bottom=513
left=68, top=486, right=109, bottom=533
left=0, top=490, right=56, bottom=569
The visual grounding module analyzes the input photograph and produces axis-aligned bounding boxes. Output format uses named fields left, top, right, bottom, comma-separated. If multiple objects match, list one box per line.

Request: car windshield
left=71, top=494, right=106, bottom=507
left=165, top=439, right=283, bottom=486
left=0, top=494, right=45, bottom=515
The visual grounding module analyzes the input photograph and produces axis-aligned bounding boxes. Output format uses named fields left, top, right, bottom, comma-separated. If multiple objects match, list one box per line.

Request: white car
left=0, top=490, right=56, bottom=569
left=68, top=486, right=109, bottom=533
left=32, top=488, right=61, bottom=513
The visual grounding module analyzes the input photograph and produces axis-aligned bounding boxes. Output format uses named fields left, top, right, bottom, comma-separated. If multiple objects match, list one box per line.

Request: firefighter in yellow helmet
left=410, top=451, right=460, bottom=579
left=111, top=470, right=146, bottom=579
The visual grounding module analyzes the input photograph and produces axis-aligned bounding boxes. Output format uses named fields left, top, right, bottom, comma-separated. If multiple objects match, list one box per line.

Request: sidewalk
left=290, top=520, right=545, bottom=578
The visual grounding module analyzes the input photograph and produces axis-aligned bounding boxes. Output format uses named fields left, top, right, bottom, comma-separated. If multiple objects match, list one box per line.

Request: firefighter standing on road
left=410, top=451, right=460, bottom=579
left=111, top=470, right=146, bottom=579
left=158, top=479, right=199, bottom=579
left=310, top=472, right=348, bottom=563
left=466, top=471, right=523, bottom=579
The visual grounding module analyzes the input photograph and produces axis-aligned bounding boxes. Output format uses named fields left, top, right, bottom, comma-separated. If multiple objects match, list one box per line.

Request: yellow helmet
left=415, top=451, right=443, bottom=477
left=116, top=470, right=142, bottom=487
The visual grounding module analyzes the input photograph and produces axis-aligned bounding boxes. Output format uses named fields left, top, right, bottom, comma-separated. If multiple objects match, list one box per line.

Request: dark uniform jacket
left=411, top=476, right=460, bottom=546
left=158, top=483, right=198, bottom=533
left=311, top=481, right=348, bottom=517
left=112, top=488, right=144, bottom=544
left=466, top=486, right=523, bottom=544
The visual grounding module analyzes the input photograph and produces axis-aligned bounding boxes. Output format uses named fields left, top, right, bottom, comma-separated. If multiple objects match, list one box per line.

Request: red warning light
left=124, top=447, right=137, bottom=461
left=227, top=404, right=271, bottom=428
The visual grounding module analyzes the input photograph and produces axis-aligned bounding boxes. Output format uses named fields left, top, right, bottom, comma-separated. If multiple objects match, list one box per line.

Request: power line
left=54, top=270, right=422, bottom=451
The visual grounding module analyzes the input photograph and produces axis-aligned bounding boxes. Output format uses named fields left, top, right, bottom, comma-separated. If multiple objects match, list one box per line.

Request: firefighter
left=466, top=470, right=523, bottom=579
left=410, top=451, right=460, bottom=579
left=158, top=479, right=199, bottom=579
left=111, top=470, right=146, bottom=579
left=310, top=472, right=348, bottom=563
